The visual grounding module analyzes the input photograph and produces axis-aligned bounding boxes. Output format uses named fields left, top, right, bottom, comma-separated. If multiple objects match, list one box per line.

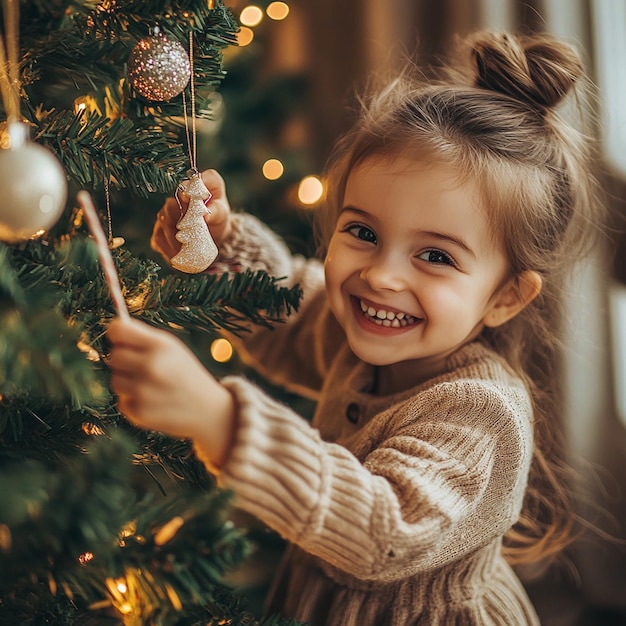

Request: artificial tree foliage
left=0, top=2, right=305, bottom=624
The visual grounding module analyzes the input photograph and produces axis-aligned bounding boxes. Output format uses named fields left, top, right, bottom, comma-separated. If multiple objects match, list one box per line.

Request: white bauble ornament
left=128, top=28, right=191, bottom=101
left=0, top=122, right=68, bottom=243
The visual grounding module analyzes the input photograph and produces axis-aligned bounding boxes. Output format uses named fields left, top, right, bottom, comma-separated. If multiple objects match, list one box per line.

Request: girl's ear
left=483, top=270, right=543, bottom=328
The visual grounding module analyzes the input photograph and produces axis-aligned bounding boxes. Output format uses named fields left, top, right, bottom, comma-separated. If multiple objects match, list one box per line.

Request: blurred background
left=186, top=1, right=626, bottom=624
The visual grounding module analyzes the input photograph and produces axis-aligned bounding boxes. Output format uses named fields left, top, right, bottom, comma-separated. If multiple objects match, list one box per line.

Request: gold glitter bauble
left=0, top=123, right=68, bottom=243
left=128, top=31, right=190, bottom=101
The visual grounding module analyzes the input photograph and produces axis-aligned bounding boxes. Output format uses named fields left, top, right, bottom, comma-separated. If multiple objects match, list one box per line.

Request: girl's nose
left=359, top=257, right=407, bottom=291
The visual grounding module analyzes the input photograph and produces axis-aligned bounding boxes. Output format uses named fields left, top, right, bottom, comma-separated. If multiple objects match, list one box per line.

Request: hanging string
left=177, top=29, right=200, bottom=216
left=103, top=154, right=113, bottom=241
left=181, top=30, right=197, bottom=173
left=0, top=0, right=21, bottom=123
left=103, top=153, right=124, bottom=248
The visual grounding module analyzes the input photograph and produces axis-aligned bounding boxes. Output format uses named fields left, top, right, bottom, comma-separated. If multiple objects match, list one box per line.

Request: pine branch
left=0, top=243, right=107, bottom=405
left=139, top=268, right=303, bottom=335
left=30, top=107, right=187, bottom=195
left=0, top=432, right=248, bottom=624
left=22, top=0, right=238, bottom=121
left=0, top=431, right=304, bottom=625
left=11, top=0, right=239, bottom=203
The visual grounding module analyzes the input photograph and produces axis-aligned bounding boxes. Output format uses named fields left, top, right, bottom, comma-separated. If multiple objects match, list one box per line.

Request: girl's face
left=324, top=157, right=512, bottom=384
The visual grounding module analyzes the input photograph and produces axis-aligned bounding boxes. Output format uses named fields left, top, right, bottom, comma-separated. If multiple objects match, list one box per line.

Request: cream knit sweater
left=196, top=214, right=541, bottom=626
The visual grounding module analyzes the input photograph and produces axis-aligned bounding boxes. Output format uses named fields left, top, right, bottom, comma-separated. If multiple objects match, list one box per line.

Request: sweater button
left=346, top=402, right=360, bottom=424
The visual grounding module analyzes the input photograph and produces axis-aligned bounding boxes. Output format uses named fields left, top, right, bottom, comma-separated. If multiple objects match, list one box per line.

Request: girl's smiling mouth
left=352, top=297, right=422, bottom=330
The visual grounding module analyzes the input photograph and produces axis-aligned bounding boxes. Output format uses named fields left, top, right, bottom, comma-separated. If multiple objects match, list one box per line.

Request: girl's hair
left=316, top=31, right=604, bottom=566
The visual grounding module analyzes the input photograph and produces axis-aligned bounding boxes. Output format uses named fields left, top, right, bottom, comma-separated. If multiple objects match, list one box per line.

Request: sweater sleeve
left=198, top=375, right=533, bottom=583
left=209, top=212, right=345, bottom=398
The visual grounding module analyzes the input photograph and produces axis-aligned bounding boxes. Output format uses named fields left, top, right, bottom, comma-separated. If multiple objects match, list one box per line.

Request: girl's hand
left=150, top=169, right=233, bottom=265
left=107, top=317, right=236, bottom=469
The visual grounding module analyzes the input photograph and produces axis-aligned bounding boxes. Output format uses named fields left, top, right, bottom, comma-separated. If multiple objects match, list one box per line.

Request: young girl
left=107, top=31, right=602, bottom=625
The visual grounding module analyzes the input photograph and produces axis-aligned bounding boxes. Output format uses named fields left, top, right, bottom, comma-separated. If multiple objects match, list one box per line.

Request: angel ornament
left=171, top=172, right=218, bottom=273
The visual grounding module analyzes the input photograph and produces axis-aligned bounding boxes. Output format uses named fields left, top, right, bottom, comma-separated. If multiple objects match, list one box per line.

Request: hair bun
left=469, top=31, right=584, bottom=111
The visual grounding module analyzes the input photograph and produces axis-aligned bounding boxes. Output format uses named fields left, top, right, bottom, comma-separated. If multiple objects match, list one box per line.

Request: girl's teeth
left=359, top=300, right=415, bottom=325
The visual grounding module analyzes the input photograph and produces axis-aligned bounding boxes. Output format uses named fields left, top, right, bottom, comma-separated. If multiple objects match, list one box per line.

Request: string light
left=236, top=26, right=254, bottom=46
left=211, top=338, right=233, bottom=363
left=240, top=5, right=263, bottom=27
left=297, top=175, right=324, bottom=206
left=0, top=524, right=11, bottom=551
left=267, top=2, right=290, bottom=20
left=119, top=521, right=137, bottom=546
left=164, top=583, right=183, bottom=611
left=78, top=551, right=94, bottom=565
left=154, top=516, right=185, bottom=545
left=74, top=97, right=87, bottom=114
left=77, top=339, right=101, bottom=362
left=262, top=158, right=284, bottom=180
left=82, top=422, right=105, bottom=436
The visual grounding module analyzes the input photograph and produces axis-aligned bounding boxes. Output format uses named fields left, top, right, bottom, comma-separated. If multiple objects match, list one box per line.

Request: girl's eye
left=417, top=249, right=455, bottom=266
left=342, top=223, right=377, bottom=244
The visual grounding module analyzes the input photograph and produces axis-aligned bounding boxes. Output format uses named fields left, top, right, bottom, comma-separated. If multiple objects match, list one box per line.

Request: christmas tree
left=0, top=1, right=305, bottom=624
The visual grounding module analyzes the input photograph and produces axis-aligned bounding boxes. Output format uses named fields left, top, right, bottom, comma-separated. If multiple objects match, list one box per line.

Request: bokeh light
left=211, top=338, right=234, bottom=363
left=297, top=175, right=324, bottom=206
left=240, top=5, right=264, bottom=27
left=267, top=2, right=290, bottom=20
left=262, top=158, right=284, bottom=180
left=236, top=26, right=254, bottom=46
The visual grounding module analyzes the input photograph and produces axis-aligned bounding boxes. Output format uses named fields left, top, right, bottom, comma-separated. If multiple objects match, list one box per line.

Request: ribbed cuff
left=209, top=213, right=294, bottom=280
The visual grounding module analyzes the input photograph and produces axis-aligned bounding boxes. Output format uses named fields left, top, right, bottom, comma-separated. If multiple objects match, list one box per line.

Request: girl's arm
left=107, top=316, right=531, bottom=580
left=106, top=317, right=237, bottom=469
left=150, top=169, right=344, bottom=398
left=207, top=375, right=532, bottom=581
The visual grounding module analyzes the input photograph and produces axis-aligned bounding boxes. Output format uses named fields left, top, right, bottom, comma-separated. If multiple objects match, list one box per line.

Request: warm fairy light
left=77, top=340, right=101, bottom=362
left=106, top=577, right=128, bottom=601
left=78, top=551, right=94, bottom=565
left=240, top=5, right=263, bottom=27
left=167, top=321, right=185, bottom=330
left=0, top=524, right=11, bottom=551
left=154, top=516, right=185, bottom=545
left=210, top=338, right=234, bottom=363
left=298, top=175, right=324, bottom=206
left=262, top=158, right=284, bottom=180
left=119, top=602, right=133, bottom=615
left=236, top=26, right=254, bottom=46
left=207, top=0, right=215, bottom=8
left=82, top=422, right=105, bottom=436
left=74, top=97, right=87, bottom=114
left=267, top=2, right=290, bottom=20
left=164, top=583, right=183, bottom=611
left=119, top=521, right=137, bottom=546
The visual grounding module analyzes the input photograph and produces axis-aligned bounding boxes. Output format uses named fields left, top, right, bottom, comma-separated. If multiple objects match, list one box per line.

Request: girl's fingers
left=150, top=168, right=232, bottom=260
left=151, top=222, right=181, bottom=260
left=200, top=169, right=227, bottom=199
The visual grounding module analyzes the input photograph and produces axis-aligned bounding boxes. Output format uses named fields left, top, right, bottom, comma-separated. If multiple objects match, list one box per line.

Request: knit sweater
left=196, top=214, right=541, bottom=626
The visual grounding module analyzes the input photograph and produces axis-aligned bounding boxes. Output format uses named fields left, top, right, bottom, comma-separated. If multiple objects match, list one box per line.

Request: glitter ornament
left=171, top=173, right=218, bottom=273
left=0, top=122, right=68, bottom=243
left=127, top=28, right=191, bottom=101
